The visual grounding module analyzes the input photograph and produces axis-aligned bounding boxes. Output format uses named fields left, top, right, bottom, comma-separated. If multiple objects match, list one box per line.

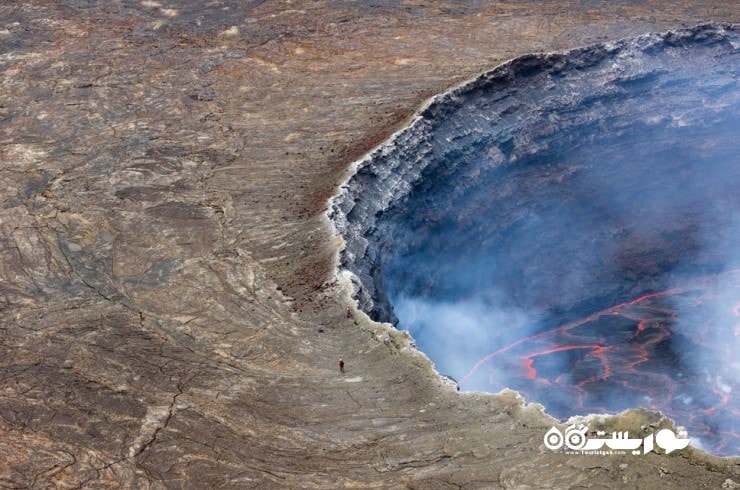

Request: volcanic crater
left=332, top=24, right=739, bottom=456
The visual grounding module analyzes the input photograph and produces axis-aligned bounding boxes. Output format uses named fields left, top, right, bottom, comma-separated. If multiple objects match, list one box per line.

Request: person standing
left=338, top=358, right=345, bottom=373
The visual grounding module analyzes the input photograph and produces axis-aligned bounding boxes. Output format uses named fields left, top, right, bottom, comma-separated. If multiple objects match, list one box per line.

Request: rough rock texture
left=1, top=1, right=738, bottom=488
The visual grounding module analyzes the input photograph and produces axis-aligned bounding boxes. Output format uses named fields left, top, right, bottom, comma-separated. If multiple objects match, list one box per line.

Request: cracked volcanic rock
left=1, top=1, right=738, bottom=488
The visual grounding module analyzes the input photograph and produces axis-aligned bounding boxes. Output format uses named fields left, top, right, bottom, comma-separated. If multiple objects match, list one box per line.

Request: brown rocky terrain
left=1, top=1, right=738, bottom=488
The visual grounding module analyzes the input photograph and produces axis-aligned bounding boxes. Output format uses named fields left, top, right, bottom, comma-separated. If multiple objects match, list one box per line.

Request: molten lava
left=461, top=270, right=740, bottom=456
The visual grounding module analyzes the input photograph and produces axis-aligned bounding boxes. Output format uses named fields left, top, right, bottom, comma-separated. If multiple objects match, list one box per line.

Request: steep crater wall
left=330, top=24, right=739, bottom=455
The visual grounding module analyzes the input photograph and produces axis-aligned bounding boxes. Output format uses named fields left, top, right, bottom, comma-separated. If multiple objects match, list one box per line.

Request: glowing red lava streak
left=457, top=269, right=740, bottom=455
left=703, top=388, right=731, bottom=415
left=523, top=344, right=610, bottom=380
left=629, top=319, right=649, bottom=341
left=460, top=285, right=687, bottom=385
